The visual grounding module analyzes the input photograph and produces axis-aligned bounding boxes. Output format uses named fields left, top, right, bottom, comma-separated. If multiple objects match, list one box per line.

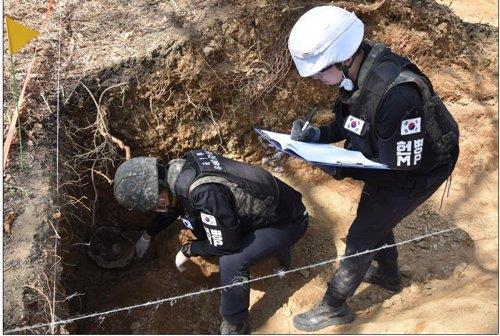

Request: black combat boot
left=293, top=298, right=354, bottom=332
left=276, top=248, right=292, bottom=271
left=219, top=319, right=250, bottom=335
left=363, top=265, right=402, bottom=292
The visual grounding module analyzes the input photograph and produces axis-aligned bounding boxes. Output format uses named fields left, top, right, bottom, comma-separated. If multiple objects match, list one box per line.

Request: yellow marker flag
left=5, top=16, right=39, bottom=55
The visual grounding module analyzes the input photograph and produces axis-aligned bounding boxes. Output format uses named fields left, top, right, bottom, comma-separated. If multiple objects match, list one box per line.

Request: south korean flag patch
left=401, top=117, right=422, bottom=135
left=344, top=115, right=365, bottom=135
left=200, top=212, right=217, bottom=226
left=181, top=218, right=194, bottom=230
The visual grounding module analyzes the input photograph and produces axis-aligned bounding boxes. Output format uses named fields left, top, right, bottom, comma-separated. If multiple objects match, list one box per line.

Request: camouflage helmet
left=167, top=158, right=186, bottom=197
left=113, top=157, right=159, bottom=212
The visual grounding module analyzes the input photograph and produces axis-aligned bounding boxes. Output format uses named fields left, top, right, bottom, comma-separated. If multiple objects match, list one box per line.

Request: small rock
left=417, top=241, right=429, bottom=249
left=284, top=308, right=292, bottom=317
left=409, top=284, right=420, bottom=294
left=400, top=265, right=413, bottom=277
left=5, top=174, right=11, bottom=181
left=273, top=166, right=284, bottom=173
left=203, top=45, right=215, bottom=56
left=453, top=262, right=468, bottom=277
left=456, top=262, right=467, bottom=272
left=27, top=140, right=33, bottom=146
left=298, top=269, right=310, bottom=278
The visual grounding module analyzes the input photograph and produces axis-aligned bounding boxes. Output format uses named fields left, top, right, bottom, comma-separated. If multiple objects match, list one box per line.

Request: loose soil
left=3, top=0, right=498, bottom=334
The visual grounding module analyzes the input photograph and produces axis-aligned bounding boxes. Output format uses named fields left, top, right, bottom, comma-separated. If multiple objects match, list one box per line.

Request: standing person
left=287, top=5, right=459, bottom=331
left=113, top=149, right=308, bottom=334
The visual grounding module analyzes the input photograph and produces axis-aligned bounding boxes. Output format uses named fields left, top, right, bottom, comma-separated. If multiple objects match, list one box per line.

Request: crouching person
left=113, top=149, right=309, bottom=334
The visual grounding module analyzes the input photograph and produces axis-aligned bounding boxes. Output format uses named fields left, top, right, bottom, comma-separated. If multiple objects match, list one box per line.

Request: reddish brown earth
left=3, top=0, right=497, bottom=334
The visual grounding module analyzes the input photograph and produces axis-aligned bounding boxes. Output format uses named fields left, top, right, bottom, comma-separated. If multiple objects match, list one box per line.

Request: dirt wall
left=3, top=0, right=498, bottom=334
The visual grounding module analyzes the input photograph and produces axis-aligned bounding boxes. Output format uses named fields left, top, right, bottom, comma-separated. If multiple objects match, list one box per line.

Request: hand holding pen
left=291, top=107, right=320, bottom=142
left=302, top=107, right=318, bottom=131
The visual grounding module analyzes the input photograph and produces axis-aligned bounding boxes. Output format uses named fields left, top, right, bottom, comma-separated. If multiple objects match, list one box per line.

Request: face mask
left=155, top=205, right=173, bottom=213
left=155, top=193, right=173, bottom=213
left=339, top=73, right=354, bottom=91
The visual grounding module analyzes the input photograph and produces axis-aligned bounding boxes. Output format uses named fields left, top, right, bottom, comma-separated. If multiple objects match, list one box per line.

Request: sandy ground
left=239, top=2, right=498, bottom=333
left=257, top=112, right=498, bottom=333
left=2, top=0, right=498, bottom=334
left=436, top=0, right=498, bottom=26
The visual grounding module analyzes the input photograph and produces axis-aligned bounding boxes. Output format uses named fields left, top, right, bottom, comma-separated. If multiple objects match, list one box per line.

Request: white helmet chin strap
left=339, top=73, right=354, bottom=91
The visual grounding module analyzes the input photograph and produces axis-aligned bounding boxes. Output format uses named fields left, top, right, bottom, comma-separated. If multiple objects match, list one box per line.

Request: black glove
left=291, top=119, right=320, bottom=142
left=180, top=243, right=192, bottom=258
left=318, top=165, right=345, bottom=180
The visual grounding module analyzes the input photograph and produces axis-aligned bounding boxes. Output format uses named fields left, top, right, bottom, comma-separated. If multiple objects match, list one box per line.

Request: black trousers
left=326, top=156, right=457, bottom=303
left=219, top=214, right=308, bottom=324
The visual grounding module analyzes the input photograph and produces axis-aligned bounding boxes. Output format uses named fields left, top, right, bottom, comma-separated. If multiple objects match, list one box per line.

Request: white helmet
left=288, top=6, right=364, bottom=77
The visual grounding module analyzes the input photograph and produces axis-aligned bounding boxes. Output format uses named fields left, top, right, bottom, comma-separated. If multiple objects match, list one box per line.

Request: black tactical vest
left=173, top=150, right=280, bottom=229
left=337, top=42, right=459, bottom=172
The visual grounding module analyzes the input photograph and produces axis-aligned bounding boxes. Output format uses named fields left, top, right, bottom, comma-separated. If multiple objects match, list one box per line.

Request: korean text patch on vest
left=396, top=138, right=424, bottom=167
left=181, top=217, right=194, bottom=230
left=401, top=117, right=421, bottom=135
left=200, top=212, right=217, bottom=226
left=204, top=227, right=224, bottom=246
left=344, top=115, right=366, bottom=135
left=193, top=150, right=224, bottom=172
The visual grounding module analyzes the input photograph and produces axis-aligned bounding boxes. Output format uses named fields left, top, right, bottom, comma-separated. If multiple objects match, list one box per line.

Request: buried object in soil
left=88, top=226, right=135, bottom=269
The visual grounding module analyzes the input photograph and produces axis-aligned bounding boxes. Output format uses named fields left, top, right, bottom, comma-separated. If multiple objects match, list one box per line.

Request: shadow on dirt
left=62, top=177, right=335, bottom=334
left=52, top=0, right=497, bottom=333
left=319, top=160, right=493, bottom=334
left=247, top=211, right=336, bottom=330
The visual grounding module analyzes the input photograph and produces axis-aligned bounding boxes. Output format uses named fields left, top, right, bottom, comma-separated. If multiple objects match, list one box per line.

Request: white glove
left=175, top=249, right=189, bottom=272
left=135, top=234, right=151, bottom=258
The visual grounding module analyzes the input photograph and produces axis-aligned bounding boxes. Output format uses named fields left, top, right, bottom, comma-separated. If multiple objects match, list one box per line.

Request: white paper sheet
left=257, top=129, right=388, bottom=169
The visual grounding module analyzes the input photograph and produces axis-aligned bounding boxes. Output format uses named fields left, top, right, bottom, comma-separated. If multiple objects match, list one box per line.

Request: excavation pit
left=47, top=0, right=497, bottom=334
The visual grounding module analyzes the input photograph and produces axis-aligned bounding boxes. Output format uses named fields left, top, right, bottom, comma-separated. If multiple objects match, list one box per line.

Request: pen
left=302, top=107, right=318, bottom=131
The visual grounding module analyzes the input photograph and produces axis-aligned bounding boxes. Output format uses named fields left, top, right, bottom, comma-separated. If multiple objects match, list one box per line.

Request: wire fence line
left=5, top=227, right=459, bottom=334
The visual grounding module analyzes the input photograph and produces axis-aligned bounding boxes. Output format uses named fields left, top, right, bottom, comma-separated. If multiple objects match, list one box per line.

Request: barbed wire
left=5, top=227, right=458, bottom=334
